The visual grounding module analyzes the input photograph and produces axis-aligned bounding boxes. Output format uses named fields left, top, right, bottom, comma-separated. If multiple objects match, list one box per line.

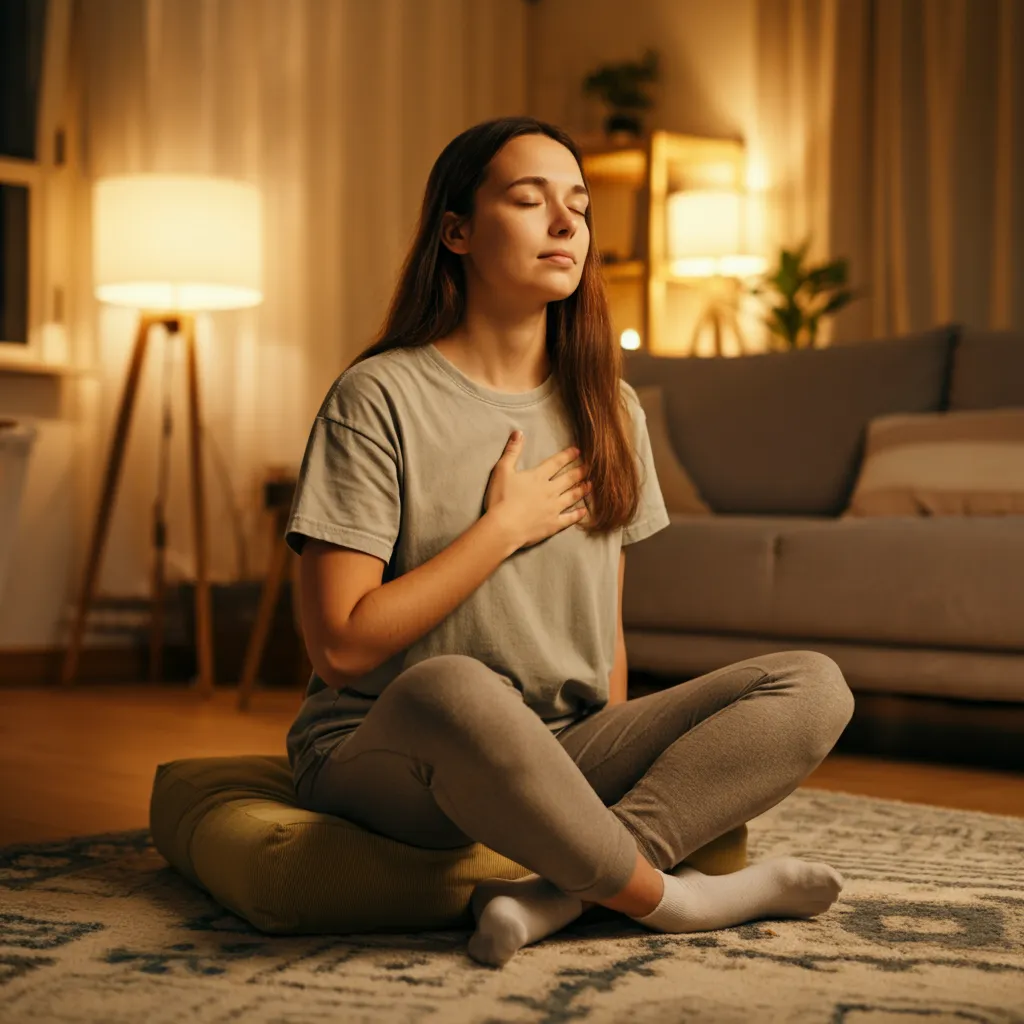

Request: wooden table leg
left=237, top=519, right=292, bottom=711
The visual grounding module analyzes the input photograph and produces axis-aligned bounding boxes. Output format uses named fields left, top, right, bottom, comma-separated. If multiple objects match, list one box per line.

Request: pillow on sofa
left=843, top=407, right=1024, bottom=516
left=633, top=385, right=712, bottom=515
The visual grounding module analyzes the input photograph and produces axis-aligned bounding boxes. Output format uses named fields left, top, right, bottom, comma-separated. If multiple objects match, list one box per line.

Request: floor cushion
left=149, top=753, right=749, bottom=935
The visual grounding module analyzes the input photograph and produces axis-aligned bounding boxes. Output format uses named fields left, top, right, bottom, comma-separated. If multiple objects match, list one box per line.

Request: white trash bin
left=0, top=419, right=38, bottom=604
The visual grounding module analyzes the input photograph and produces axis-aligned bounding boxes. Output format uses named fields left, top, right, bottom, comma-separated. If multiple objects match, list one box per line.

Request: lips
left=541, top=254, right=574, bottom=266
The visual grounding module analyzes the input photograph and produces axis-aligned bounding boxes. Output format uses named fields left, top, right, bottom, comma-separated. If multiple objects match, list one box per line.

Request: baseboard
left=0, top=643, right=311, bottom=688
left=0, top=646, right=148, bottom=686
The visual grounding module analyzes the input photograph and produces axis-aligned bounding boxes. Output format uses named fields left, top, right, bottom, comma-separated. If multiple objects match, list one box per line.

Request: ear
left=440, top=210, right=470, bottom=256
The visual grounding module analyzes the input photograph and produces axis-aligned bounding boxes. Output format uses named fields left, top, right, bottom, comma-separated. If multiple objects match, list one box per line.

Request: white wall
left=527, top=0, right=756, bottom=142
left=0, top=380, right=78, bottom=646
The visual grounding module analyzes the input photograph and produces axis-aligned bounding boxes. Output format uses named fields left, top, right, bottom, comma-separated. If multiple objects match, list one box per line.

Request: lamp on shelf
left=666, top=189, right=765, bottom=356
left=61, top=174, right=263, bottom=693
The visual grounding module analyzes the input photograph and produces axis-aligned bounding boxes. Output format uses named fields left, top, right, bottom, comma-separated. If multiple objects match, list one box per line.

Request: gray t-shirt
left=283, top=341, right=670, bottom=778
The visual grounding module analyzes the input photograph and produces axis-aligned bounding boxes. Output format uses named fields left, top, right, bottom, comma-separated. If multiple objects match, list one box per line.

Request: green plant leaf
left=805, top=259, right=849, bottom=294
left=818, top=290, right=854, bottom=316
left=768, top=303, right=803, bottom=345
left=749, top=238, right=861, bottom=352
left=775, top=260, right=800, bottom=299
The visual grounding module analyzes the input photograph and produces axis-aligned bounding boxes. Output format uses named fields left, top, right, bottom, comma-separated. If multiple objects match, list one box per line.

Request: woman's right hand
left=483, top=431, right=592, bottom=551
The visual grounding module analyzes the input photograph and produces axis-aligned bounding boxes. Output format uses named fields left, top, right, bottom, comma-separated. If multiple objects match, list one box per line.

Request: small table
left=237, top=477, right=306, bottom=710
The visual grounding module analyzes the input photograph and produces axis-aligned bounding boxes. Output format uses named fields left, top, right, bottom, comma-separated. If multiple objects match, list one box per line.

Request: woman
left=284, top=116, right=855, bottom=968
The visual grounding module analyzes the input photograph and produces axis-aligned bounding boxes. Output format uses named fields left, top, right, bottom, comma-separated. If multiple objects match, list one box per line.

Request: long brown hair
left=345, top=115, right=641, bottom=536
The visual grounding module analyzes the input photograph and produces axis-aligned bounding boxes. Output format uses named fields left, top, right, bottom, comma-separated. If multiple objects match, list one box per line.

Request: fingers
left=503, top=430, right=523, bottom=465
left=543, top=444, right=580, bottom=470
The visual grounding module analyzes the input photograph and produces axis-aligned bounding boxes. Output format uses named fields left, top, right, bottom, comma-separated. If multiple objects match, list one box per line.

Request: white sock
left=467, top=874, right=585, bottom=968
left=631, top=856, right=844, bottom=933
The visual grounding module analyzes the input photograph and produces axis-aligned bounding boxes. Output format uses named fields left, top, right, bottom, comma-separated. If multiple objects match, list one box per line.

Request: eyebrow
left=505, top=175, right=589, bottom=198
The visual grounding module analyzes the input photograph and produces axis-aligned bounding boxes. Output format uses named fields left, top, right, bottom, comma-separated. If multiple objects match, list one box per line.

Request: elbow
left=312, top=641, right=365, bottom=690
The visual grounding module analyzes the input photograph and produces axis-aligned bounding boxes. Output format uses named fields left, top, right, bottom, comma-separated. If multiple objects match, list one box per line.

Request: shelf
left=0, top=358, right=94, bottom=378
left=580, top=148, right=646, bottom=185
left=600, top=259, right=645, bottom=281
left=579, top=129, right=750, bottom=353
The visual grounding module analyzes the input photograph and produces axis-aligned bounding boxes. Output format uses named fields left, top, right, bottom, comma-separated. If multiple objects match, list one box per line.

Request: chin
left=533, top=279, right=581, bottom=302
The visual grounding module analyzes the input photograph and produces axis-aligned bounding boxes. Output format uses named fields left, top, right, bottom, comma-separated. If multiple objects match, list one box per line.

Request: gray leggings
left=295, top=649, right=855, bottom=905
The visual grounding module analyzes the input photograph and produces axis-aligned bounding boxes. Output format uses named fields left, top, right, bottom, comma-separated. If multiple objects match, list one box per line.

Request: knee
left=383, top=654, right=514, bottom=732
left=786, top=650, right=856, bottom=760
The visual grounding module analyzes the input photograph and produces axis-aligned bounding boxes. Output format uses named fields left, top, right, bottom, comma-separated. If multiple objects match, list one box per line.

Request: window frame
left=0, top=0, right=74, bottom=372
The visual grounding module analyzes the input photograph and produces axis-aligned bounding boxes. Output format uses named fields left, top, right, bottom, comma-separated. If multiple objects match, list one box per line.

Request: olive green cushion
left=149, top=753, right=749, bottom=935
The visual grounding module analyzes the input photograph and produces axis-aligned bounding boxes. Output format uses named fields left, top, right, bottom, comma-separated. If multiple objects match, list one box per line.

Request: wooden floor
left=0, top=683, right=1022, bottom=847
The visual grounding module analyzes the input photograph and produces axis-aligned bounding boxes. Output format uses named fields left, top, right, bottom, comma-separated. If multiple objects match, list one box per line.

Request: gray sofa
left=620, top=326, right=1024, bottom=704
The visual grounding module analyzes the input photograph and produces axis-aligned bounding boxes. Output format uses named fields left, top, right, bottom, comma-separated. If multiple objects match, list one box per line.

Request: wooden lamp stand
left=60, top=311, right=215, bottom=695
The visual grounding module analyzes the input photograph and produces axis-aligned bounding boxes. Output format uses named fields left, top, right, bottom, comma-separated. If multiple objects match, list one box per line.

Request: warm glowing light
left=667, top=189, right=766, bottom=280
left=93, top=174, right=263, bottom=311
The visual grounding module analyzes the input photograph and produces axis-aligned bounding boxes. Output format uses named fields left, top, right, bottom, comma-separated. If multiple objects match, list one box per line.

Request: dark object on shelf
left=263, top=478, right=296, bottom=511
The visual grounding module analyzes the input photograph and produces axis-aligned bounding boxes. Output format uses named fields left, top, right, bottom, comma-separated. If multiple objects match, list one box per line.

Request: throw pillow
left=843, top=407, right=1024, bottom=516
left=632, top=385, right=713, bottom=515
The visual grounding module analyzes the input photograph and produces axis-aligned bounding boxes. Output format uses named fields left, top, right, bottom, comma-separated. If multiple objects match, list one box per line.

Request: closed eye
left=518, top=202, right=587, bottom=216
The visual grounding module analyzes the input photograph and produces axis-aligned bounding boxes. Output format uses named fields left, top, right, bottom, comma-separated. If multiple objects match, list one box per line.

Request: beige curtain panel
left=754, top=0, right=1022, bottom=343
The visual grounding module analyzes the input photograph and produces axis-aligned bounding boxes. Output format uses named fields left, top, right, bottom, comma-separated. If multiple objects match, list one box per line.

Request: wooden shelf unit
left=579, top=129, right=747, bottom=354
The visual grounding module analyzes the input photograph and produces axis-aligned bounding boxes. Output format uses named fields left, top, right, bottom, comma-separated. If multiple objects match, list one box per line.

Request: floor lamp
left=61, top=174, right=263, bottom=693
left=666, top=188, right=765, bottom=357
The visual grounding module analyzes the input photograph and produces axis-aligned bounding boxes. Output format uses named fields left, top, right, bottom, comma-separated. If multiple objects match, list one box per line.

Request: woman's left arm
left=608, top=550, right=629, bottom=705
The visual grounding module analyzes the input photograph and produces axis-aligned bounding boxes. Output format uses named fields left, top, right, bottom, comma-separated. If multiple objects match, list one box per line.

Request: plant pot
left=603, top=112, right=643, bottom=138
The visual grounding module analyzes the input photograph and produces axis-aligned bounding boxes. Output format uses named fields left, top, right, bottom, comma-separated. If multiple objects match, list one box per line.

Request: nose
left=551, top=205, right=577, bottom=236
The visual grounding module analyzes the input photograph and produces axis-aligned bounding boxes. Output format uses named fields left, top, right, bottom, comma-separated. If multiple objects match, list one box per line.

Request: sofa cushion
left=633, top=385, right=712, bottom=515
left=623, top=326, right=956, bottom=515
left=844, top=408, right=1024, bottom=516
left=948, top=328, right=1024, bottom=410
left=621, top=516, right=835, bottom=637
left=623, top=515, right=1024, bottom=651
left=771, top=517, right=1024, bottom=650
left=149, top=753, right=750, bottom=935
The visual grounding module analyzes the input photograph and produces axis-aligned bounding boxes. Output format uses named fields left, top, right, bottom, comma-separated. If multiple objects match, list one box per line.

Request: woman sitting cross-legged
left=284, top=115, right=854, bottom=969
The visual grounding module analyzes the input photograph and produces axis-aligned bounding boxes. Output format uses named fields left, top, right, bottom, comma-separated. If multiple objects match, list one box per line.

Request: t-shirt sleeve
left=284, top=372, right=402, bottom=563
left=620, top=380, right=671, bottom=547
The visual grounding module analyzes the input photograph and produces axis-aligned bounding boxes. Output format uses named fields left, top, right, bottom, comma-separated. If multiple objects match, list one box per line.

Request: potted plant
left=582, top=49, right=660, bottom=140
left=749, top=238, right=860, bottom=350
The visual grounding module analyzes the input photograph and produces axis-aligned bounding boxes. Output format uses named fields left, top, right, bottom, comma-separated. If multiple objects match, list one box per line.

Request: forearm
left=328, top=510, right=520, bottom=682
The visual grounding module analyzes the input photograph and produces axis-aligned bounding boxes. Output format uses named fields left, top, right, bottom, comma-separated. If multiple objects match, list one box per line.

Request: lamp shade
left=667, top=189, right=765, bottom=279
left=93, top=174, right=263, bottom=311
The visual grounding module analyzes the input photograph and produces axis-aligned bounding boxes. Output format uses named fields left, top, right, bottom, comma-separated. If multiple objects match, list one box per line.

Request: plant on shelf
left=749, top=238, right=860, bottom=350
left=582, top=49, right=660, bottom=139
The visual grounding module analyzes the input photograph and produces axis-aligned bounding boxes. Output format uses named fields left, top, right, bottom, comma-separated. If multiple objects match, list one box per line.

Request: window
left=0, top=0, right=47, bottom=348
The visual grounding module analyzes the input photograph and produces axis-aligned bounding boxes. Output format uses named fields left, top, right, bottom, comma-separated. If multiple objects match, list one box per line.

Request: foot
left=631, top=856, right=844, bottom=933
left=466, top=874, right=584, bottom=968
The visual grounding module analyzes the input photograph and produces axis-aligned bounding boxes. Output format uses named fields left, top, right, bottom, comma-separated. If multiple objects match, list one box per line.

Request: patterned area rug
left=2, top=787, right=1022, bottom=1023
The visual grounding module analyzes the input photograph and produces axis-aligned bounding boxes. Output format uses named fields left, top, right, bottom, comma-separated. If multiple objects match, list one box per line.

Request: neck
left=437, top=307, right=551, bottom=392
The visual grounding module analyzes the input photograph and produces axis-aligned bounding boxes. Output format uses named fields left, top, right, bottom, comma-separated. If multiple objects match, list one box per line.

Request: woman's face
left=442, top=133, right=590, bottom=305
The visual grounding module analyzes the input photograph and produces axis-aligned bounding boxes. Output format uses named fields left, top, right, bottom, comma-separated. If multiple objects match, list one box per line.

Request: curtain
left=65, top=0, right=526, bottom=597
left=752, top=0, right=1023, bottom=345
